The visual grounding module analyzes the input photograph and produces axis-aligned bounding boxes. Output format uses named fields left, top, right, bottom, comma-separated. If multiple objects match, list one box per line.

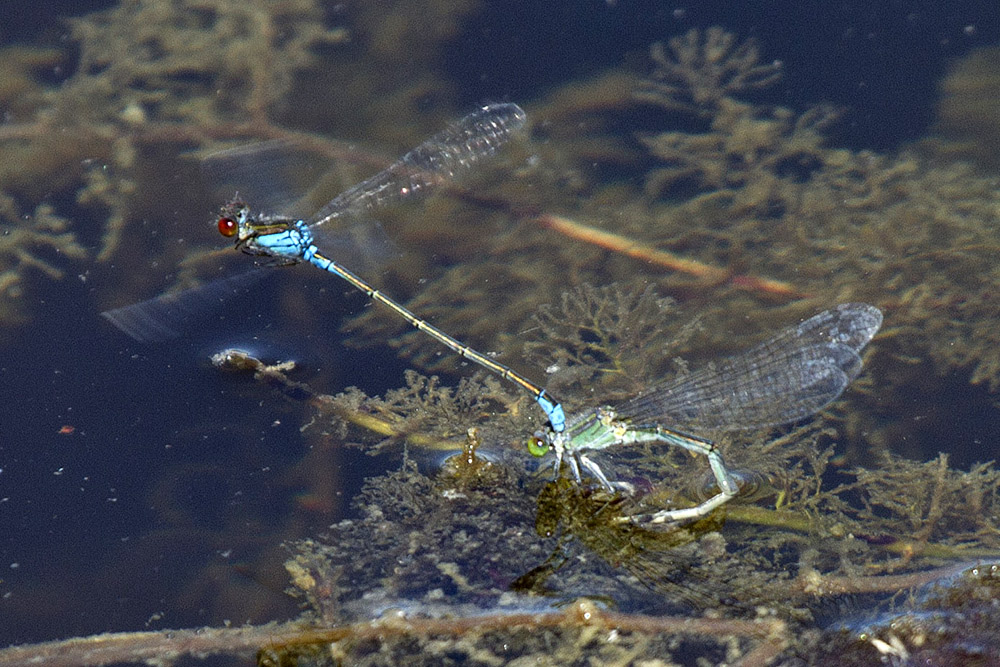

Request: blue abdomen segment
left=537, top=392, right=566, bottom=432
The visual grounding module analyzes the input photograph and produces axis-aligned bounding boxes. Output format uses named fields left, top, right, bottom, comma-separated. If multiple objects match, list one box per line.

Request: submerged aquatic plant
left=4, top=8, right=1000, bottom=662
left=0, top=0, right=487, bottom=334
left=343, top=26, right=1000, bottom=426
left=0, top=0, right=349, bottom=330
left=522, top=282, right=699, bottom=402
left=635, top=26, right=784, bottom=114
left=9, top=289, right=1000, bottom=663
left=631, top=30, right=1000, bottom=399
left=0, top=202, right=87, bottom=326
left=65, top=0, right=348, bottom=126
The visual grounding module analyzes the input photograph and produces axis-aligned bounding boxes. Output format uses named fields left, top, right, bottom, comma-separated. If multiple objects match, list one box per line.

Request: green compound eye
left=526, top=436, right=550, bottom=457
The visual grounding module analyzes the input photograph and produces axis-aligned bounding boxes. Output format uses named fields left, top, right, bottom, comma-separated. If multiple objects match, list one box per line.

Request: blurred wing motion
left=101, top=270, right=267, bottom=343
left=198, top=139, right=328, bottom=219
left=103, top=104, right=525, bottom=343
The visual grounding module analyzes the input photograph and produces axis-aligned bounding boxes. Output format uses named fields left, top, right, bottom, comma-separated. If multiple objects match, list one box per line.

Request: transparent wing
left=107, top=105, right=526, bottom=343
left=309, top=103, right=527, bottom=227
left=619, top=303, right=883, bottom=432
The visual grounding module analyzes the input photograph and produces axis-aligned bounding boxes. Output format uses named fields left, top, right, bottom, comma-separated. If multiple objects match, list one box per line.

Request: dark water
left=0, top=0, right=998, bottom=656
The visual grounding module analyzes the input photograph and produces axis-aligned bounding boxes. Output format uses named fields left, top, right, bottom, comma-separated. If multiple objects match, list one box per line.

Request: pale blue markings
left=104, top=104, right=566, bottom=433
left=214, top=104, right=566, bottom=431
left=532, top=303, right=882, bottom=523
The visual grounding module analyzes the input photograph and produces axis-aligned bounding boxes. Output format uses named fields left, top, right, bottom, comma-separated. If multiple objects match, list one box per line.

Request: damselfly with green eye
left=526, top=303, right=882, bottom=524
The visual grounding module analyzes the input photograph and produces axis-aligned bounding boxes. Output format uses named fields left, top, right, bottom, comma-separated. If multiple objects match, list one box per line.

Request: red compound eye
left=218, top=216, right=238, bottom=237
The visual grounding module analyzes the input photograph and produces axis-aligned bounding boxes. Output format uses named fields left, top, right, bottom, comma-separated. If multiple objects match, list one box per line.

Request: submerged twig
left=211, top=349, right=466, bottom=451
left=0, top=602, right=789, bottom=667
left=535, top=213, right=806, bottom=299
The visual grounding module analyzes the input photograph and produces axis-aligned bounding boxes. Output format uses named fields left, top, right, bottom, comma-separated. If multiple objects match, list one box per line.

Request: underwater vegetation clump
left=7, top=287, right=1000, bottom=663
left=0, top=202, right=87, bottom=326
left=338, top=26, right=1000, bottom=474
left=196, top=350, right=1000, bottom=665
left=0, top=0, right=489, bottom=334
left=635, top=26, right=785, bottom=116
left=4, top=0, right=1000, bottom=660
left=634, top=30, right=1000, bottom=400
left=0, top=0, right=350, bottom=329
left=251, top=280, right=1000, bottom=662
left=521, top=282, right=701, bottom=404
left=935, top=44, right=1000, bottom=170
left=65, top=0, right=347, bottom=128
left=252, top=313, right=1000, bottom=664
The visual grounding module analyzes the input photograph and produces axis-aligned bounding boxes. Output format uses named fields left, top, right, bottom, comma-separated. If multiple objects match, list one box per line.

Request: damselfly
left=103, top=104, right=566, bottom=431
left=526, top=303, right=882, bottom=524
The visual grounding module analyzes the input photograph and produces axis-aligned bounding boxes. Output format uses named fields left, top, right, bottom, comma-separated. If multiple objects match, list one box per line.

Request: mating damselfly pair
left=103, top=104, right=881, bottom=524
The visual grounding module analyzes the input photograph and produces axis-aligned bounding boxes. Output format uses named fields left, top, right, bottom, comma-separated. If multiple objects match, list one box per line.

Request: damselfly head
left=217, top=198, right=250, bottom=238
left=526, top=432, right=552, bottom=457
left=217, top=215, right=238, bottom=237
